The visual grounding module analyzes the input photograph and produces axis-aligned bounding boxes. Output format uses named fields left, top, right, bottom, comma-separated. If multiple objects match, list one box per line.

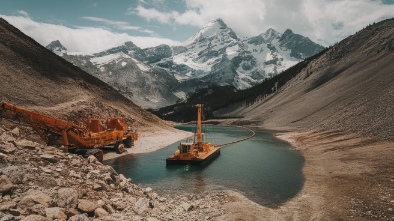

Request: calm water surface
left=105, top=125, right=304, bottom=207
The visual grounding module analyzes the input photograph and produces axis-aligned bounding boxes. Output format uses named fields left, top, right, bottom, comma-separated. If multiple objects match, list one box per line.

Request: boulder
left=0, top=175, right=13, bottom=194
left=111, top=198, right=127, bottom=211
left=118, top=174, right=127, bottom=183
left=64, top=208, right=80, bottom=217
left=93, top=183, right=102, bottom=190
left=40, top=154, right=59, bottom=163
left=133, top=197, right=150, bottom=215
left=0, top=152, right=7, bottom=162
left=97, top=200, right=105, bottom=207
left=40, top=167, right=52, bottom=174
left=87, top=155, right=97, bottom=164
left=18, top=190, right=52, bottom=214
left=181, top=202, right=193, bottom=211
left=77, top=199, right=99, bottom=213
left=57, top=188, right=78, bottom=209
left=68, top=214, right=90, bottom=221
left=103, top=204, right=115, bottom=214
left=5, top=136, right=16, bottom=143
left=0, top=214, right=14, bottom=221
left=0, top=143, right=16, bottom=154
left=31, top=204, right=46, bottom=216
left=94, top=207, right=109, bottom=218
left=14, top=140, right=37, bottom=150
left=45, top=207, right=67, bottom=220
left=20, top=214, right=49, bottom=221
left=9, top=208, right=21, bottom=216
left=0, top=201, right=16, bottom=212
left=10, top=127, right=20, bottom=137
left=104, top=173, right=113, bottom=184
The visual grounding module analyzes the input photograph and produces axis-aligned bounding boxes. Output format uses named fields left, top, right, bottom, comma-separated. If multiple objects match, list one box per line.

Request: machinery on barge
left=166, top=104, right=220, bottom=165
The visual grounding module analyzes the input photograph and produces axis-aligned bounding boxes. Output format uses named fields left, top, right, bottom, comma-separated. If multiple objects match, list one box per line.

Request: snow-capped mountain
left=46, top=18, right=324, bottom=109
left=151, top=18, right=324, bottom=89
left=52, top=43, right=182, bottom=109
left=46, top=40, right=67, bottom=56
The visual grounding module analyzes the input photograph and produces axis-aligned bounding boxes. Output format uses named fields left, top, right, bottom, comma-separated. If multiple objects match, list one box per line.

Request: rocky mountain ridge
left=47, top=18, right=324, bottom=109
left=216, top=18, right=394, bottom=141
left=0, top=17, right=172, bottom=133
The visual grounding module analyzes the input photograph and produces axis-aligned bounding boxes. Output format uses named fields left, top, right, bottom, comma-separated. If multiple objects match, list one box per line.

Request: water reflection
left=194, top=172, right=205, bottom=190
left=105, top=126, right=304, bottom=207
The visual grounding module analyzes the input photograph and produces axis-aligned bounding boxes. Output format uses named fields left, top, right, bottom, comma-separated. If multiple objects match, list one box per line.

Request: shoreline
left=103, top=128, right=193, bottom=161
left=217, top=130, right=394, bottom=220
left=1, top=122, right=393, bottom=220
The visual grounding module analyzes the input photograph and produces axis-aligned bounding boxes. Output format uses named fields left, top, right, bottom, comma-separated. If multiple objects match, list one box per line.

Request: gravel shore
left=1, top=124, right=393, bottom=221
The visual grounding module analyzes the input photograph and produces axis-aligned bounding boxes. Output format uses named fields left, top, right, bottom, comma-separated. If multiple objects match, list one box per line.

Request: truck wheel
left=115, top=142, right=125, bottom=154
left=92, top=149, right=104, bottom=162
left=123, top=137, right=133, bottom=148
left=85, top=149, right=103, bottom=162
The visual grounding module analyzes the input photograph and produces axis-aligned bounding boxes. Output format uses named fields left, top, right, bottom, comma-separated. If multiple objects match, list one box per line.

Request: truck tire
left=115, top=141, right=125, bottom=154
left=123, top=137, right=133, bottom=148
left=85, top=149, right=103, bottom=162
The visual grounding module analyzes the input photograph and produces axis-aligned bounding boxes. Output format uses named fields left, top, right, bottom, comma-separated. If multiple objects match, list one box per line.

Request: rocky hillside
left=216, top=18, right=394, bottom=140
left=57, top=41, right=183, bottom=109
left=0, top=126, right=230, bottom=221
left=46, top=18, right=324, bottom=109
left=0, top=18, right=169, bottom=132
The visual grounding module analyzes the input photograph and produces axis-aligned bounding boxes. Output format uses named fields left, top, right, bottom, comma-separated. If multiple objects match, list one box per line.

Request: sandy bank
left=103, top=128, right=193, bottom=161
left=217, top=130, right=394, bottom=221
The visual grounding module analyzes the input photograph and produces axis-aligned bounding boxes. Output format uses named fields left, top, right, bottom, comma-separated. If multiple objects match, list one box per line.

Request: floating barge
left=166, top=104, right=220, bottom=165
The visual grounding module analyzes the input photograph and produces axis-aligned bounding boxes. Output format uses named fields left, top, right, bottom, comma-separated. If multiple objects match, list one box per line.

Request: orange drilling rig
left=166, top=104, right=220, bottom=165
left=0, top=102, right=138, bottom=162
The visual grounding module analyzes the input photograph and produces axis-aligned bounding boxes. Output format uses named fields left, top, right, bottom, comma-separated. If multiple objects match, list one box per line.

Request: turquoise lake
left=105, top=125, right=304, bottom=207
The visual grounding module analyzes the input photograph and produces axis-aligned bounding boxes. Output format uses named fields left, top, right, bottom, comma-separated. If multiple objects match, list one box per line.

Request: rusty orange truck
left=0, top=102, right=137, bottom=161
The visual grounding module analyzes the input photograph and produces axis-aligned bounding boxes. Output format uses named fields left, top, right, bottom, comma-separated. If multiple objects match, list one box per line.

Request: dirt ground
left=217, top=130, right=394, bottom=221
left=103, top=129, right=192, bottom=161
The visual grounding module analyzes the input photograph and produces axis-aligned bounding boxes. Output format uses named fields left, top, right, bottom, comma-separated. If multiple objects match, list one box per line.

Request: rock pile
left=0, top=125, right=230, bottom=221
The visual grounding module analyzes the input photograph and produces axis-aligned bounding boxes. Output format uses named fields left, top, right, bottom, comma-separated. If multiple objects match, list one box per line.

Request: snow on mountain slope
left=46, top=42, right=181, bottom=109
left=153, top=18, right=324, bottom=90
left=46, top=18, right=324, bottom=109
left=90, top=52, right=130, bottom=67
left=182, top=18, right=238, bottom=46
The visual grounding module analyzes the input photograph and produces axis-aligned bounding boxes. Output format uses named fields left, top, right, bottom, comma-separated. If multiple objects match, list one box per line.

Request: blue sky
left=1, top=0, right=393, bottom=53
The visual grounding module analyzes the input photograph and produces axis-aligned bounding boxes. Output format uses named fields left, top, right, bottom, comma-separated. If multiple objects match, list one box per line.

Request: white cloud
left=0, top=15, right=180, bottom=53
left=17, top=10, right=30, bottom=18
left=81, top=16, right=143, bottom=31
left=133, top=0, right=394, bottom=46
left=300, top=0, right=394, bottom=45
left=133, top=5, right=173, bottom=24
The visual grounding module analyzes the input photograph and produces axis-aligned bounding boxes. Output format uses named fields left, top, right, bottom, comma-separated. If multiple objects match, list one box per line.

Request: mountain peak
left=205, top=18, right=227, bottom=28
left=282, top=29, right=294, bottom=36
left=200, top=18, right=229, bottom=31
left=262, top=28, right=281, bottom=43
left=279, top=29, right=325, bottom=59
left=46, top=40, right=67, bottom=56
left=182, top=18, right=237, bottom=45
left=46, top=40, right=66, bottom=49
left=124, top=41, right=137, bottom=47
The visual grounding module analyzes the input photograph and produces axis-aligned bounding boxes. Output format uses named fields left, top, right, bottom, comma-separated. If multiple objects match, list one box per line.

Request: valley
left=0, top=12, right=393, bottom=221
